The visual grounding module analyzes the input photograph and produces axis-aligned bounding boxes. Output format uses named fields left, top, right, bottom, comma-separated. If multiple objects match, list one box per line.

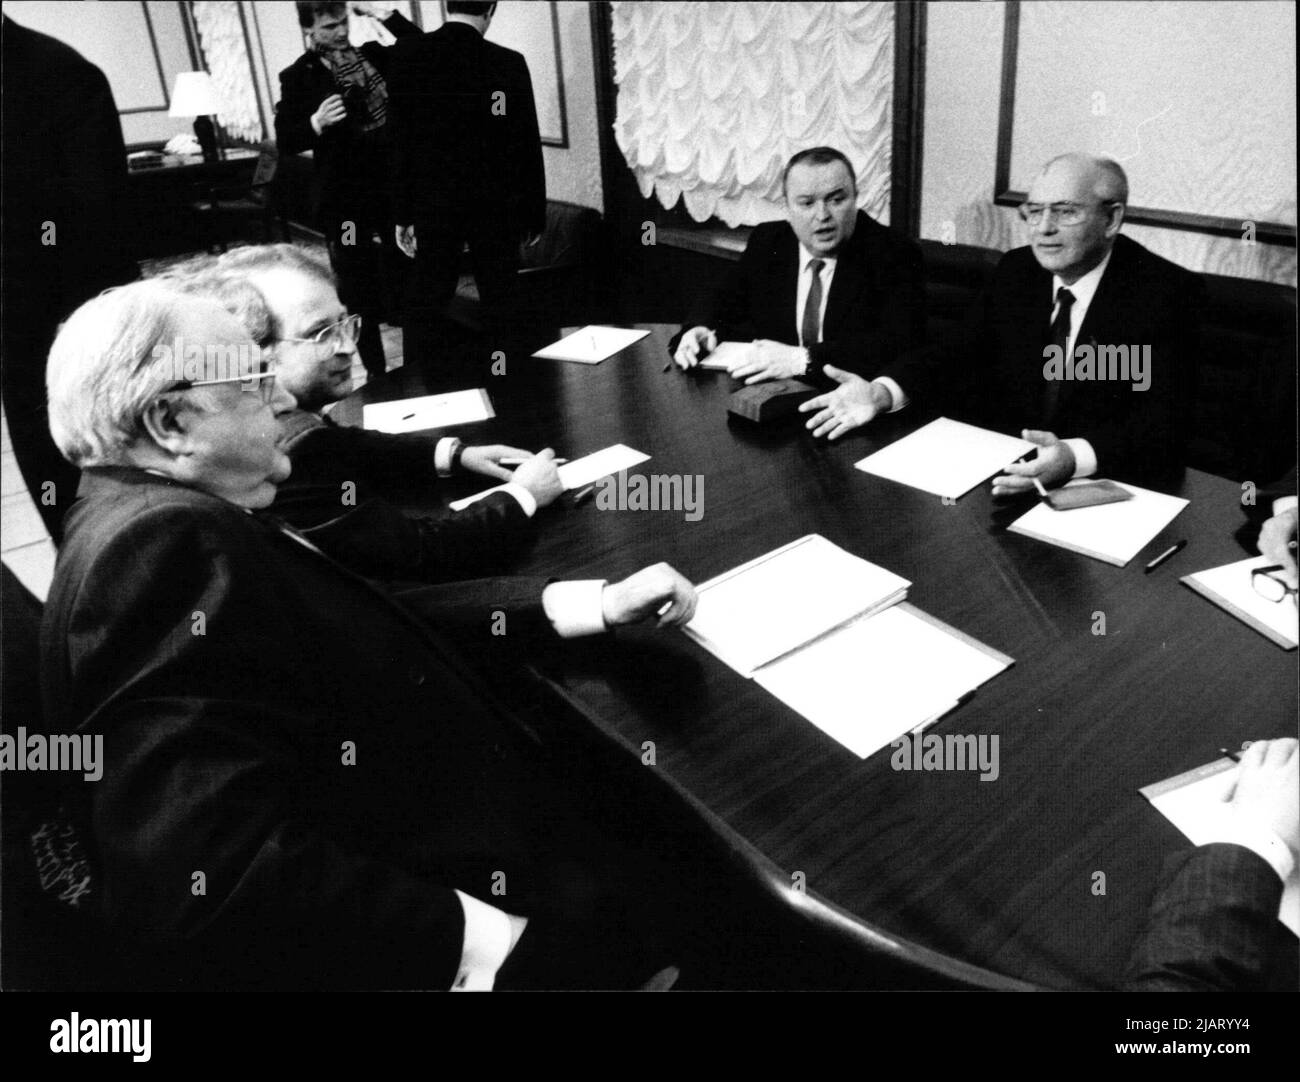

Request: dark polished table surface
left=332, top=324, right=1297, bottom=990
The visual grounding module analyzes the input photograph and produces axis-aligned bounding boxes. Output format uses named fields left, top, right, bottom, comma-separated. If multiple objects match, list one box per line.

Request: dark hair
left=782, top=147, right=857, bottom=197
left=296, top=2, right=347, bottom=30
left=447, top=2, right=496, bottom=18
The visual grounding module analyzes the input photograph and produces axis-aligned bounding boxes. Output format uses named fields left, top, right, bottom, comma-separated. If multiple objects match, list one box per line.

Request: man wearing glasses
left=801, top=153, right=1202, bottom=493
left=176, top=244, right=562, bottom=583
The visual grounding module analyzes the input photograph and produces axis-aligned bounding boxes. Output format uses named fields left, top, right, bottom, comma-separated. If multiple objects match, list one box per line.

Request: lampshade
left=169, top=71, right=221, bottom=118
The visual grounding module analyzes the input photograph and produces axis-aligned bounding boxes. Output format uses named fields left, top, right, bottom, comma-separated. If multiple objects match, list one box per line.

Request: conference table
left=331, top=324, right=1297, bottom=990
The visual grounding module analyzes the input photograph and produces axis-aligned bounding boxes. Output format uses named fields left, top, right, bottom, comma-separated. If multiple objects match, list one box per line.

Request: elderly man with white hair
left=799, top=152, right=1203, bottom=493
left=40, top=280, right=713, bottom=991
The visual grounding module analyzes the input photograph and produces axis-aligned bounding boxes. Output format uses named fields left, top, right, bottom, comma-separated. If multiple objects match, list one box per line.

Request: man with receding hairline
left=801, top=152, right=1202, bottom=492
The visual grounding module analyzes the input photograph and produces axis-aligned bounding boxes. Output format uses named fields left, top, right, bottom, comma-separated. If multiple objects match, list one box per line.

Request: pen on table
left=571, top=484, right=595, bottom=505
left=1217, top=746, right=1243, bottom=763
left=1143, top=539, right=1187, bottom=574
left=500, top=457, right=568, bottom=466
left=402, top=413, right=415, bottom=420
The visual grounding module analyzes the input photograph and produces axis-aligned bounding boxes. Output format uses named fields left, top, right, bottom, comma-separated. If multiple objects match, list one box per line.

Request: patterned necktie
left=1042, top=286, right=1075, bottom=426
left=801, top=259, right=825, bottom=347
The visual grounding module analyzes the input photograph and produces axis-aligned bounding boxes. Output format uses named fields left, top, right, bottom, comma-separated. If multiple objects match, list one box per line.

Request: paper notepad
left=1142, top=758, right=1299, bottom=937
left=1007, top=480, right=1188, bottom=567
left=1182, top=555, right=1299, bottom=649
left=447, top=444, right=650, bottom=511
left=854, top=418, right=1035, bottom=501
left=699, top=341, right=751, bottom=372
left=362, top=389, right=493, bottom=433
left=531, top=326, right=650, bottom=364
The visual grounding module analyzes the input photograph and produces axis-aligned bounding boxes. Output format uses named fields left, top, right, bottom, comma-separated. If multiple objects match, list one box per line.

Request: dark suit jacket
left=386, top=21, right=545, bottom=237
left=1124, top=843, right=1298, bottom=991
left=273, top=409, right=533, bottom=582
left=40, top=466, right=590, bottom=990
left=274, top=11, right=419, bottom=220
left=672, top=212, right=926, bottom=383
left=892, top=234, right=1202, bottom=490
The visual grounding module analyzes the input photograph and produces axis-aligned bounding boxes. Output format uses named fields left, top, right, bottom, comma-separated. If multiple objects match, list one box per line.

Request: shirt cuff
left=452, top=889, right=519, bottom=991
left=310, top=113, right=323, bottom=136
left=1064, top=438, right=1098, bottom=479
left=500, top=482, right=537, bottom=518
left=1273, top=494, right=1298, bottom=517
left=541, top=580, right=608, bottom=638
left=434, top=438, right=460, bottom=478
left=1203, top=811, right=1297, bottom=885
left=873, top=376, right=908, bottom=413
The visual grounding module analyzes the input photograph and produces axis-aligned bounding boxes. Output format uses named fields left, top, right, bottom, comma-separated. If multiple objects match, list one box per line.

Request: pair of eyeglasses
left=275, top=313, right=362, bottom=353
left=1252, top=564, right=1298, bottom=604
left=168, top=361, right=279, bottom=404
left=1017, top=201, right=1119, bottom=227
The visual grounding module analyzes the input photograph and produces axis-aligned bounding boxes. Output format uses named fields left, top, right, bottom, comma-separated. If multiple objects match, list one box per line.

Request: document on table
left=531, top=325, right=650, bottom=363
left=1182, top=555, right=1299, bottom=649
left=1006, top=481, right=1188, bottom=567
left=683, top=534, right=911, bottom=677
left=754, top=603, right=1013, bottom=759
left=362, top=389, right=494, bottom=433
left=698, top=341, right=752, bottom=372
left=853, top=417, right=1036, bottom=501
left=1142, top=758, right=1299, bottom=937
left=447, top=444, right=650, bottom=511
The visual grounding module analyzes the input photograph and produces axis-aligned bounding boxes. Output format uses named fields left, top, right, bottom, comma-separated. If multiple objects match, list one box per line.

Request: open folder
left=854, top=418, right=1035, bottom=501
left=683, top=535, right=1013, bottom=758
left=1182, top=555, right=1299, bottom=649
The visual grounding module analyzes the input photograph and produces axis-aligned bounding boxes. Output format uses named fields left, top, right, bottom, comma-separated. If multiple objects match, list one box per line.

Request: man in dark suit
left=41, top=281, right=719, bottom=990
left=276, top=1, right=419, bottom=377
left=387, top=1, right=547, bottom=374
left=671, top=146, right=925, bottom=402
left=182, top=242, right=563, bottom=582
left=1125, top=738, right=1297, bottom=991
left=801, top=153, right=1201, bottom=492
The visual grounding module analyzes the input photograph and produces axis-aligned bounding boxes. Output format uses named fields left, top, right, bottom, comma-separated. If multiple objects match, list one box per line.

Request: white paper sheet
left=853, top=417, right=1036, bottom=500
left=1007, top=480, right=1188, bottom=567
left=753, top=604, right=1011, bottom=759
left=362, top=389, right=493, bottom=434
left=447, top=445, right=651, bottom=511
left=683, top=534, right=910, bottom=677
left=699, top=341, right=752, bottom=372
left=531, top=325, right=650, bottom=363
left=1183, top=555, right=1299, bottom=649
left=1143, top=759, right=1299, bottom=937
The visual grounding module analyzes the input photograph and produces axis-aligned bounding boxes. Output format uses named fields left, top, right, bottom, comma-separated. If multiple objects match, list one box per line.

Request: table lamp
left=169, top=71, right=222, bottom=162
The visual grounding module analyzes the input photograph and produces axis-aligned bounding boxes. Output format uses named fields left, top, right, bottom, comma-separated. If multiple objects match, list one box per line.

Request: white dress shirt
left=1050, top=248, right=1113, bottom=478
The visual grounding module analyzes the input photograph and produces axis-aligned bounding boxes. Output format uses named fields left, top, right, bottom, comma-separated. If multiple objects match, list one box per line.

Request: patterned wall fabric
left=193, top=0, right=264, bottom=143
left=613, top=1, right=893, bottom=227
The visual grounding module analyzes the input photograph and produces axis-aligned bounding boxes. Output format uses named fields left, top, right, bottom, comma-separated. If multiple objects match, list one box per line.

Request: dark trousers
left=324, top=212, right=394, bottom=379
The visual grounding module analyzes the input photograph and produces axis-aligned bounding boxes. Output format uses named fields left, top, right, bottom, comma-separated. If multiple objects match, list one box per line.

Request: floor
left=0, top=320, right=404, bottom=603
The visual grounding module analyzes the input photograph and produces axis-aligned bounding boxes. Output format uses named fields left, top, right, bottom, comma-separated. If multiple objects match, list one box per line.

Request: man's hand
left=350, top=1, right=382, bottom=17
left=732, top=339, right=807, bottom=385
left=602, top=563, right=697, bottom=628
left=459, top=444, right=534, bottom=482
left=991, top=430, right=1076, bottom=496
left=673, top=326, right=717, bottom=370
left=311, top=94, right=347, bottom=133
left=395, top=224, right=417, bottom=258
left=507, top=448, right=563, bottom=508
left=798, top=366, right=890, bottom=440
left=1225, top=738, right=1299, bottom=856
left=1257, top=504, right=1298, bottom=591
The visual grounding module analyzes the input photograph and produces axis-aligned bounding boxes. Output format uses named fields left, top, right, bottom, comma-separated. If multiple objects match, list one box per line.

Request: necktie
left=1042, top=286, right=1075, bottom=426
left=801, top=259, right=825, bottom=347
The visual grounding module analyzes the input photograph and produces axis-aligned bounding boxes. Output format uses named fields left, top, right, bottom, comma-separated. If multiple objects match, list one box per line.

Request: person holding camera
left=276, top=1, right=419, bottom=377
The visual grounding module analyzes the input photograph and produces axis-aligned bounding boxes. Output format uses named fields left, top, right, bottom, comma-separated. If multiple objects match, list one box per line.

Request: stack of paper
left=854, top=418, right=1035, bottom=501
left=1007, top=481, right=1188, bottom=567
left=448, top=444, right=650, bottom=511
left=531, top=326, right=650, bottom=364
left=1182, top=555, right=1299, bottom=649
left=1142, top=758, right=1299, bottom=936
left=362, top=389, right=494, bottom=433
left=698, top=341, right=751, bottom=372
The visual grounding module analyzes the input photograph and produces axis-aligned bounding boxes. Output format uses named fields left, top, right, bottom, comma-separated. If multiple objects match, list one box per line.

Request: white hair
left=46, top=279, right=209, bottom=467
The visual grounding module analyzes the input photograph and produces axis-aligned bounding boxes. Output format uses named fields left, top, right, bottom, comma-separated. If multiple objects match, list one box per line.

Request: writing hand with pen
left=466, top=446, right=564, bottom=508
left=991, top=430, right=1076, bottom=497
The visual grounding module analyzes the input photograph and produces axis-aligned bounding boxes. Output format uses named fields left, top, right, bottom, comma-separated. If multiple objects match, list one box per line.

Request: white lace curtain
left=613, top=1, right=894, bottom=227
left=193, top=0, right=264, bottom=144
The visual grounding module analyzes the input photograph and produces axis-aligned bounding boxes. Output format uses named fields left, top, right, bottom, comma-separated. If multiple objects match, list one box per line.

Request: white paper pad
left=699, top=341, right=751, bottom=372
left=531, top=326, right=650, bottom=363
left=684, top=535, right=910, bottom=677
left=1182, top=555, right=1299, bottom=649
left=1142, top=759, right=1299, bottom=937
left=447, top=444, right=650, bottom=511
left=754, top=603, right=1011, bottom=759
left=1007, top=480, right=1188, bottom=567
left=854, top=417, right=1035, bottom=500
left=362, top=389, right=494, bottom=433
